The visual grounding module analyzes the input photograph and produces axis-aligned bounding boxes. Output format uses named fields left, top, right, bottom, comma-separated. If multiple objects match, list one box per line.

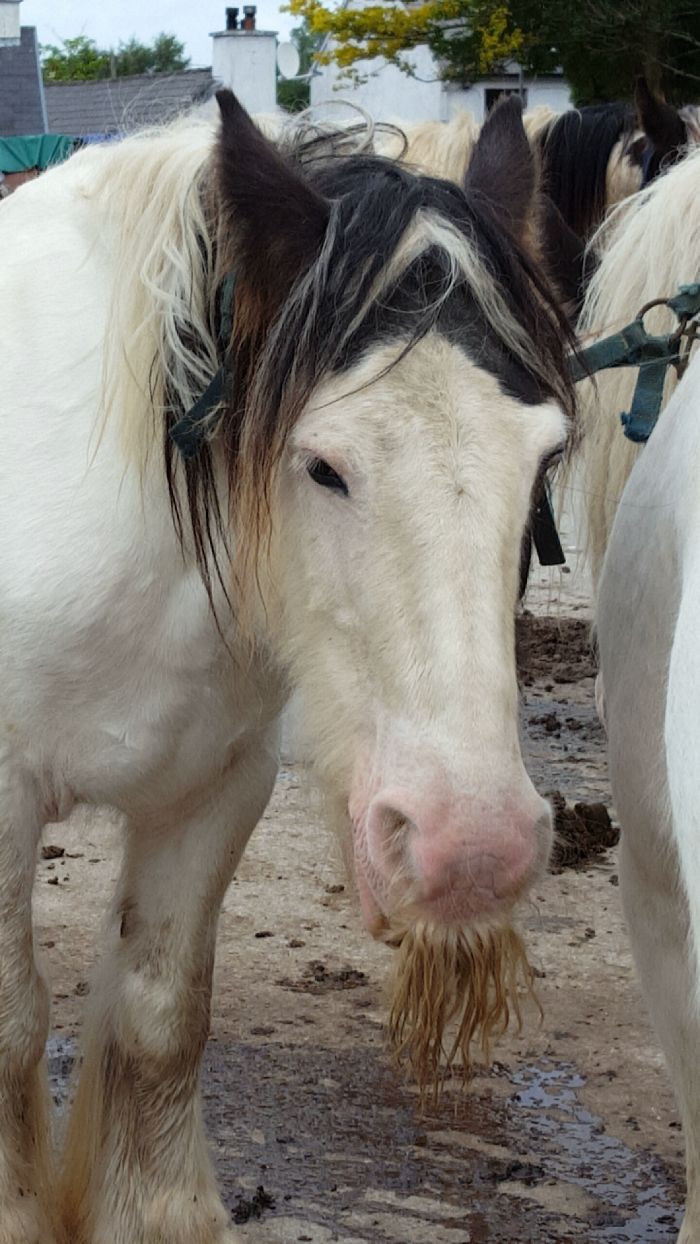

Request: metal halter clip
left=571, top=282, right=700, bottom=444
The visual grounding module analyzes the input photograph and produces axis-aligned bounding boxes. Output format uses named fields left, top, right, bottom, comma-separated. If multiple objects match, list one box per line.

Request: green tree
left=114, top=33, right=190, bottom=77
left=42, top=33, right=190, bottom=82
left=277, top=21, right=322, bottom=112
left=511, top=0, right=700, bottom=104
left=41, top=35, right=110, bottom=81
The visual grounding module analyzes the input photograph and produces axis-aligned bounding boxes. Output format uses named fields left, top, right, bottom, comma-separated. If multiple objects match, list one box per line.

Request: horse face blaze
left=277, top=335, right=567, bottom=932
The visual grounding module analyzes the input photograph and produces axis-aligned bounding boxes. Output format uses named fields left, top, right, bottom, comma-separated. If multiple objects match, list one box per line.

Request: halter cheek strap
left=531, top=482, right=565, bottom=568
left=169, top=272, right=237, bottom=461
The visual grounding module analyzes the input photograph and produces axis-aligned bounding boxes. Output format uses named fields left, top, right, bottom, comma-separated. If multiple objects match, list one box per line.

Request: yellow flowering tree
left=285, top=0, right=524, bottom=84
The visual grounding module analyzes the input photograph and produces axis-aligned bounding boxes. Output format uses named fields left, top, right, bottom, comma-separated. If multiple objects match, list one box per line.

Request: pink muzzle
left=350, top=765, right=552, bottom=932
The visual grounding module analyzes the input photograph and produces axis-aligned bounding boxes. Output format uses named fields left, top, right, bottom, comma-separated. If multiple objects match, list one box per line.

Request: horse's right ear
left=635, top=77, right=686, bottom=155
left=464, top=96, right=536, bottom=244
left=216, top=90, right=330, bottom=308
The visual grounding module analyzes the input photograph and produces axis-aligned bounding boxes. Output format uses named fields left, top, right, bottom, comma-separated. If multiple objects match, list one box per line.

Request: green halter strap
left=169, top=272, right=237, bottom=461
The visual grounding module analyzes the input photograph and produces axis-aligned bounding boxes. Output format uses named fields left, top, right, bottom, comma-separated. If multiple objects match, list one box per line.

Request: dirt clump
left=276, top=960, right=369, bottom=994
left=548, top=791, right=619, bottom=871
left=232, top=1186, right=275, bottom=1224
left=42, top=844, right=65, bottom=860
left=517, top=614, right=597, bottom=686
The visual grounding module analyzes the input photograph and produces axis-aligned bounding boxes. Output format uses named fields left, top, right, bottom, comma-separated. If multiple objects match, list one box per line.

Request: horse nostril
left=366, top=801, right=416, bottom=874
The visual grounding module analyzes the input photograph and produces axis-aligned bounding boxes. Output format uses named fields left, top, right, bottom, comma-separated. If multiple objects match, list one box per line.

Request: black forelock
left=286, top=151, right=576, bottom=414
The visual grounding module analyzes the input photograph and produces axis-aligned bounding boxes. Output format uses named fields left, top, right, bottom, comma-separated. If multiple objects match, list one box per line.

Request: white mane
left=523, top=104, right=557, bottom=143
left=376, top=105, right=555, bottom=184
left=86, top=111, right=297, bottom=463
left=378, top=110, right=481, bottom=180
left=74, top=118, right=221, bottom=462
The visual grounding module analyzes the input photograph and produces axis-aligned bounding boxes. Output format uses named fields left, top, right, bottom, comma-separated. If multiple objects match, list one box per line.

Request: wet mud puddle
left=47, top=1038, right=683, bottom=1242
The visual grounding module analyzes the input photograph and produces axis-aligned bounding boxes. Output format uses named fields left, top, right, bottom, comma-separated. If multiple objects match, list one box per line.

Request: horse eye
left=540, top=446, right=564, bottom=474
left=307, top=458, right=349, bottom=496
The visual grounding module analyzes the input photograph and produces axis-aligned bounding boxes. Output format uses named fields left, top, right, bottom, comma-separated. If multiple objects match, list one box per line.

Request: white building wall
left=311, top=40, right=572, bottom=125
left=443, top=78, right=572, bottom=122
left=311, top=44, right=445, bottom=122
left=212, top=30, right=277, bottom=115
left=444, top=83, right=484, bottom=119
left=528, top=81, right=573, bottom=112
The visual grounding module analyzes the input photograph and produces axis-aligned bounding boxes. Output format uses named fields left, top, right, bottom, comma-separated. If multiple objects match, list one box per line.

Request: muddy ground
left=36, top=556, right=686, bottom=1243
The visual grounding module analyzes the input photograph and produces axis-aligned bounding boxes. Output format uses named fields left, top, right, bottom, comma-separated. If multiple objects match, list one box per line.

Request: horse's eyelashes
left=540, top=446, right=564, bottom=474
left=307, top=458, right=349, bottom=497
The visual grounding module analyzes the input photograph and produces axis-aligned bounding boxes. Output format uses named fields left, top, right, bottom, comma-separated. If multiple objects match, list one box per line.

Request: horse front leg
left=0, top=750, right=60, bottom=1243
left=59, top=737, right=278, bottom=1244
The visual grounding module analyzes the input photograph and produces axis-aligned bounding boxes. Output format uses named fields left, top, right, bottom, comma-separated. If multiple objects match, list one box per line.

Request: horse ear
left=464, top=96, right=536, bottom=243
left=635, top=77, right=686, bottom=154
left=216, top=89, right=330, bottom=308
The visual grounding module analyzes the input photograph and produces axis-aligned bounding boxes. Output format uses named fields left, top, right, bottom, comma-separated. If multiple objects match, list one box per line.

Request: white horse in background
left=576, top=146, right=700, bottom=586
left=593, top=147, right=700, bottom=1243
left=0, top=92, right=576, bottom=1244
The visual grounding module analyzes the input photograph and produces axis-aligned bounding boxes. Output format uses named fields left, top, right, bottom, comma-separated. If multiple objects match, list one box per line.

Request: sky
left=23, top=0, right=295, bottom=66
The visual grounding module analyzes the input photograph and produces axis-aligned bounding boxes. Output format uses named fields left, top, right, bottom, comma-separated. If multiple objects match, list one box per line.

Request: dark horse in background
left=539, top=78, right=698, bottom=243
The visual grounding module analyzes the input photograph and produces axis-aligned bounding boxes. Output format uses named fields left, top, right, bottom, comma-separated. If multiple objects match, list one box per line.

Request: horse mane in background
left=680, top=104, right=700, bottom=144
left=536, top=79, right=698, bottom=244
left=376, top=110, right=481, bottom=180
left=574, top=145, right=700, bottom=585
left=382, top=106, right=555, bottom=183
left=536, top=102, right=639, bottom=240
left=372, top=79, right=696, bottom=254
left=522, top=105, right=558, bottom=144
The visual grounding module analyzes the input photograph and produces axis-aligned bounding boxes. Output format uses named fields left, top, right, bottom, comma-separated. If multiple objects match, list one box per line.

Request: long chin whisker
left=386, top=920, right=539, bottom=1103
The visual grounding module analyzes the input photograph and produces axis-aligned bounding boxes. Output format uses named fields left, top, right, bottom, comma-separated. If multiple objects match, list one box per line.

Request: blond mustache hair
left=387, top=921, right=537, bottom=1100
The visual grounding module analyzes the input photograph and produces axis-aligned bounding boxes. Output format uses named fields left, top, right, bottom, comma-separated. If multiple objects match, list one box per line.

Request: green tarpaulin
left=0, top=134, right=75, bottom=173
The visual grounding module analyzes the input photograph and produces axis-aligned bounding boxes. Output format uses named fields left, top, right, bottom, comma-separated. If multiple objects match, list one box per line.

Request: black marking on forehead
left=337, top=244, right=549, bottom=409
left=295, top=156, right=573, bottom=413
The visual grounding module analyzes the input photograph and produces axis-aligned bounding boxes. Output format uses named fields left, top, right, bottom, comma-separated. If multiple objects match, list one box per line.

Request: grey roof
left=45, top=67, right=216, bottom=137
left=0, top=27, right=47, bottom=136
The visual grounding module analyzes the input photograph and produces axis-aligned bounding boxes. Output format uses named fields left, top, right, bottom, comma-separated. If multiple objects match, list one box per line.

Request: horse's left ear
left=216, top=89, right=330, bottom=310
left=635, top=77, right=686, bottom=155
left=464, top=96, right=536, bottom=243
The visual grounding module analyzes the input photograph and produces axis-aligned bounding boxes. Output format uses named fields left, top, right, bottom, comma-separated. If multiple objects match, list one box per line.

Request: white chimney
left=0, top=0, right=21, bottom=47
left=211, top=6, right=278, bottom=116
